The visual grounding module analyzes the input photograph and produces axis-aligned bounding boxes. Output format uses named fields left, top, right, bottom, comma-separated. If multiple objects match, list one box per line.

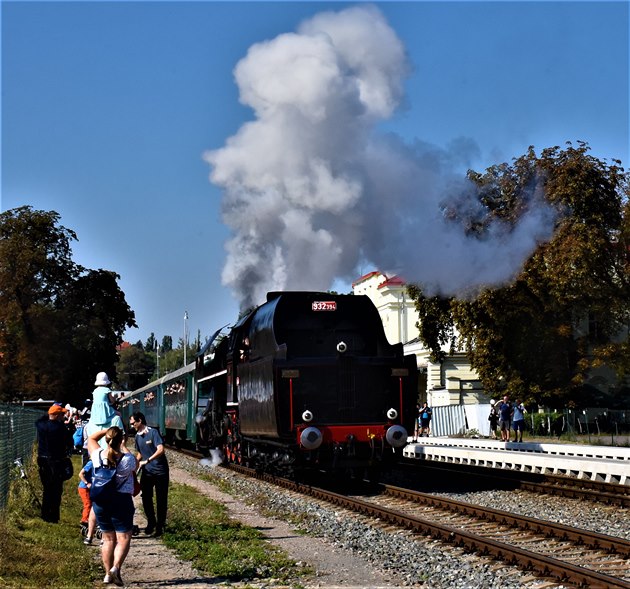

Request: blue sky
left=2, top=1, right=628, bottom=347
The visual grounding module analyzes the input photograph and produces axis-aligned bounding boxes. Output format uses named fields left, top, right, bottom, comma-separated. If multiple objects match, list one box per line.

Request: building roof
left=378, top=275, right=406, bottom=289
left=351, top=271, right=383, bottom=287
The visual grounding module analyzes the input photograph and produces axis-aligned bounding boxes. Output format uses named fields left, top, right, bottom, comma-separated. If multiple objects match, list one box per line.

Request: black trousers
left=140, top=470, right=169, bottom=529
left=37, top=457, right=64, bottom=523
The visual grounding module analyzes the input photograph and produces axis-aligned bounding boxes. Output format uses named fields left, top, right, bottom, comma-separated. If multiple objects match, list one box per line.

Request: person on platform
left=488, top=400, right=499, bottom=439
left=419, top=402, right=433, bottom=437
left=35, top=404, right=73, bottom=523
left=512, top=399, right=527, bottom=443
left=497, top=395, right=512, bottom=442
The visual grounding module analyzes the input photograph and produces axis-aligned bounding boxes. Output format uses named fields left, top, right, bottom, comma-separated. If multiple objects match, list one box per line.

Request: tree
left=0, top=206, right=136, bottom=405
left=145, top=333, right=157, bottom=353
left=115, top=345, right=154, bottom=391
left=161, top=335, right=173, bottom=353
left=408, top=143, right=630, bottom=408
left=60, top=269, right=136, bottom=399
left=0, top=207, right=79, bottom=398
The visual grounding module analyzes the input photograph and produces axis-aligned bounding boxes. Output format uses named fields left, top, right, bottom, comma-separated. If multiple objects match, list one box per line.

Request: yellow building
left=352, top=271, right=484, bottom=407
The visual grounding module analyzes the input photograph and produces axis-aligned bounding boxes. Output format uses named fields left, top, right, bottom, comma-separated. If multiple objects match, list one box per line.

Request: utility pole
left=184, top=311, right=189, bottom=366
left=155, top=341, right=160, bottom=379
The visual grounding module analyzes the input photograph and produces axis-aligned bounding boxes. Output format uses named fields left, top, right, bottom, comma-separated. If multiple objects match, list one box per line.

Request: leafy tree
left=145, top=333, right=157, bottom=353
left=409, top=143, right=630, bottom=408
left=0, top=206, right=136, bottom=405
left=60, top=269, right=136, bottom=398
left=0, top=207, right=79, bottom=398
left=161, top=335, right=173, bottom=353
left=115, top=345, right=154, bottom=390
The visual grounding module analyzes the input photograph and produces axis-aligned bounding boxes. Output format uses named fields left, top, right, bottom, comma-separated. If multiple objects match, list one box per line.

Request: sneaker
left=103, top=574, right=112, bottom=583
left=109, top=566, right=124, bottom=586
left=144, top=525, right=155, bottom=535
left=83, top=537, right=92, bottom=545
left=154, top=526, right=163, bottom=537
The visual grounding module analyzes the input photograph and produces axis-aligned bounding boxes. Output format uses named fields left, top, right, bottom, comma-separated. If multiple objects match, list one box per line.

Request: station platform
left=402, top=437, right=630, bottom=485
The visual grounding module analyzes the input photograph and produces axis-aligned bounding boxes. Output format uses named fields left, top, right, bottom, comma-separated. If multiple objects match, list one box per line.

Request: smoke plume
left=204, top=5, right=555, bottom=310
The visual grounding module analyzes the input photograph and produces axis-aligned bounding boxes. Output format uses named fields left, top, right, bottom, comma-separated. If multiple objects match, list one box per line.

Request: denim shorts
left=92, top=492, right=135, bottom=533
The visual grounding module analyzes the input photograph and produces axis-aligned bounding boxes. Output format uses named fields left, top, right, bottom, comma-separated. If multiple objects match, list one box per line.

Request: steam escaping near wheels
left=199, top=448, right=224, bottom=469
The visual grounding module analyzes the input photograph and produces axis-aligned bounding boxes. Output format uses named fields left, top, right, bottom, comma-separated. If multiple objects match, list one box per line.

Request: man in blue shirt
left=129, top=412, right=169, bottom=536
left=497, top=396, right=512, bottom=442
left=512, top=399, right=527, bottom=443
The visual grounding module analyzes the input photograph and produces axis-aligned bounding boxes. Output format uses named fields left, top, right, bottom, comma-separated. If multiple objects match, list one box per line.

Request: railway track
left=227, top=463, right=630, bottom=589
left=397, top=460, right=630, bottom=508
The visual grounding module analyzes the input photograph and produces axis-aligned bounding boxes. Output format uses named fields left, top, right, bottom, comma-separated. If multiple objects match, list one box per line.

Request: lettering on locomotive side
left=391, top=368, right=409, bottom=376
left=311, top=301, right=337, bottom=311
left=282, top=369, right=300, bottom=378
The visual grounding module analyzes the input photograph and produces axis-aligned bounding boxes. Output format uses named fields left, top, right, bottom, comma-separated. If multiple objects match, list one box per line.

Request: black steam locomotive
left=123, top=291, right=418, bottom=475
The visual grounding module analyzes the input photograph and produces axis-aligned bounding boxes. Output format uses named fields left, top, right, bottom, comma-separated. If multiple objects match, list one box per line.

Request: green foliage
left=115, top=345, right=155, bottom=390
left=145, top=332, right=157, bottom=352
left=165, top=482, right=306, bottom=583
left=408, top=143, right=630, bottom=407
left=161, top=335, right=173, bottom=353
left=0, top=207, right=136, bottom=404
left=529, top=411, right=563, bottom=436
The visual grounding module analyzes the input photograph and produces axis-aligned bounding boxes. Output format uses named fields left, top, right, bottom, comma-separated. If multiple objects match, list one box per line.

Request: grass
left=0, top=453, right=309, bottom=588
left=163, top=482, right=310, bottom=584
left=0, top=454, right=100, bottom=588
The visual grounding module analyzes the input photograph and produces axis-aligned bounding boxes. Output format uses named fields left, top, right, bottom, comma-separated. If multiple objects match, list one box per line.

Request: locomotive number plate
left=312, top=301, right=337, bottom=311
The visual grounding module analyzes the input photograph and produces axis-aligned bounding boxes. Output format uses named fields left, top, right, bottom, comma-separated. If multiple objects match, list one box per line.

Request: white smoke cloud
left=204, top=5, right=555, bottom=309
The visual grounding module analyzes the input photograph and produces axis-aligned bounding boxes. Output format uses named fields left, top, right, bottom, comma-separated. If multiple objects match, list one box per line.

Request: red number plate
left=312, top=301, right=337, bottom=311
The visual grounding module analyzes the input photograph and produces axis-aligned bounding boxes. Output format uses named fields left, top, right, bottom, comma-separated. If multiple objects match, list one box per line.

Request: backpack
left=73, top=426, right=84, bottom=446
left=90, top=450, right=119, bottom=501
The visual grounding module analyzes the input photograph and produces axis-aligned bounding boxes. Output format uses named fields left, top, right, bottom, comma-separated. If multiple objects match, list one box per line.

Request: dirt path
left=92, top=464, right=412, bottom=588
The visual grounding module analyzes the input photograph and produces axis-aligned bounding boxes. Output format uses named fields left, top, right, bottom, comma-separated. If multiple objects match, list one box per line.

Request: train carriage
left=121, top=363, right=197, bottom=447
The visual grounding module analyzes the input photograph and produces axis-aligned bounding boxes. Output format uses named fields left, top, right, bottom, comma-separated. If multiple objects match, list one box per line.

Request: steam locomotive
left=121, top=291, right=418, bottom=475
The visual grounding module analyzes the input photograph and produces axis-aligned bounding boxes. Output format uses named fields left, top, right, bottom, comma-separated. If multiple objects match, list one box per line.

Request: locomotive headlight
left=302, top=410, right=314, bottom=422
left=300, top=426, right=323, bottom=450
left=385, top=425, right=408, bottom=448
left=386, top=408, right=398, bottom=420
left=336, top=341, right=347, bottom=353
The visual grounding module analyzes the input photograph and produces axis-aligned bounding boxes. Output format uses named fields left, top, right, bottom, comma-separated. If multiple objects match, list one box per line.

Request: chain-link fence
left=0, top=404, right=43, bottom=510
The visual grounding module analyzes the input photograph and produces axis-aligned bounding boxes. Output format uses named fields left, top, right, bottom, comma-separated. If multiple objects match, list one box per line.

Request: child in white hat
left=89, top=372, right=117, bottom=426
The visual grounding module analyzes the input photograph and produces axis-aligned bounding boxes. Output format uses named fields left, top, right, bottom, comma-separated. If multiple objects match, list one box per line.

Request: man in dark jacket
left=36, top=404, right=73, bottom=522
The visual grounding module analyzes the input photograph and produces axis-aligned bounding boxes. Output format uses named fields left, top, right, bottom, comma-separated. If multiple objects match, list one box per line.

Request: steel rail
left=399, top=460, right=630, bottom=507
left=228, top=463, right=630, bottom=589
left=381, top=483, right=630, bottom=557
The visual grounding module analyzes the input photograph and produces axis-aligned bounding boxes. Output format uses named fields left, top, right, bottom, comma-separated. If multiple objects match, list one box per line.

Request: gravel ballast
left=172, top=452, right=615, bottom=588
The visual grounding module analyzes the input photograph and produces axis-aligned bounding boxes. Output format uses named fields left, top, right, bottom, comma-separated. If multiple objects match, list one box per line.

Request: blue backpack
left=90, top=450, right=119, bottom=501
left=73, top=426, right=84, bottom=447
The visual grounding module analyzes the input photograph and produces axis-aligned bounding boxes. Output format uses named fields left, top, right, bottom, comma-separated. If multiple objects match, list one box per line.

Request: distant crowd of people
left=35, top=371, right=169, bottom=586
left=411, top=396, right=527, bottom=443
left=488, top=396, right=527, bottom=442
